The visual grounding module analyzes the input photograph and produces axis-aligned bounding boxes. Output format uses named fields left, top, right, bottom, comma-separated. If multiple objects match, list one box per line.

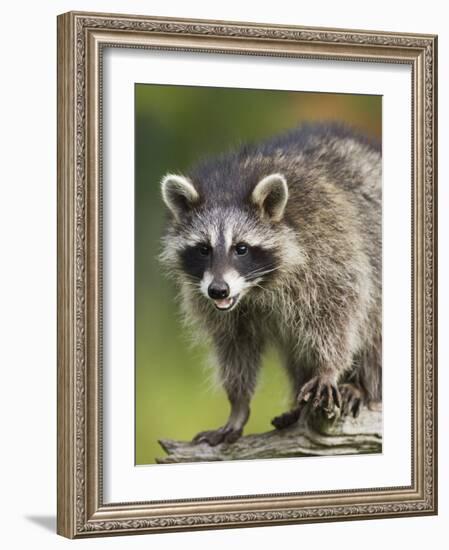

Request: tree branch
left=157, top=404, right=382, bottom=463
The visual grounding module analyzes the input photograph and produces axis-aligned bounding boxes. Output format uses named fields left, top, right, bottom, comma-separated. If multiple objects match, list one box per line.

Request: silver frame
left=57, top=11, right=438, bottom=538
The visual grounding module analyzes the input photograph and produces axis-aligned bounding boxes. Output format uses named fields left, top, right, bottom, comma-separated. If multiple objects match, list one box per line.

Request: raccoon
left=159, top=123, right=382, bottom=446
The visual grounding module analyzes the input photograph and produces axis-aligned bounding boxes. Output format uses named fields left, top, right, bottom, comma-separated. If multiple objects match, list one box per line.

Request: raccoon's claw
left=340, top=383, right=364, bottom=418
left=296, top=374, right=341, bottom=418
left=193, top=426, right=243, bottom=446
left=271, top=408, right=301, bottom=430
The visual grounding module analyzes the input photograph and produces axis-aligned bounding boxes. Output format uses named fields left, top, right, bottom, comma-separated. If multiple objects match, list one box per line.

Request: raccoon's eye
left=235, top=243, right=248, bottom=256
left=198, top=244, right=211, bottom=256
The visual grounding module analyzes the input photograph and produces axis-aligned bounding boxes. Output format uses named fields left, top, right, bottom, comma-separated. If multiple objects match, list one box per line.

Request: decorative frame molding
left=57, top=11, right=438, bottom=538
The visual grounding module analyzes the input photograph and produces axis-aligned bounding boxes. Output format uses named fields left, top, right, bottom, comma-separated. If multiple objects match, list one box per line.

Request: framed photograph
left=57, top=11, right=437, bottom=538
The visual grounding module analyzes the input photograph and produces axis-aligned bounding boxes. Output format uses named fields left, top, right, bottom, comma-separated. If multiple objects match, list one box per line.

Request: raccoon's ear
left=251, top=173, right=288, bottom=222
left=161, top=174, right=199, bottom=221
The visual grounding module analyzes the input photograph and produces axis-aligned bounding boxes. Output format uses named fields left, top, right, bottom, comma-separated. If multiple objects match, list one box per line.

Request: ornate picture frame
left=57, top=11, right=437, bottom=538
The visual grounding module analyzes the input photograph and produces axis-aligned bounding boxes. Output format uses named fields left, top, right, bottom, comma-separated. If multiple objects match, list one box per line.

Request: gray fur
left=159, top=123, right=382, bottom=445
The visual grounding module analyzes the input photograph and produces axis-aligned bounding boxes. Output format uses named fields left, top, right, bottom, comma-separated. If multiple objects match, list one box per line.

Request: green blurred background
left=135, top=84, right=381, bottom=465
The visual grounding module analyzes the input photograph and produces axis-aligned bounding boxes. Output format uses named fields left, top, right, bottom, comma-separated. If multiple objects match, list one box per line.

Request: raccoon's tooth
left=214, top=297, right=234, bottom=310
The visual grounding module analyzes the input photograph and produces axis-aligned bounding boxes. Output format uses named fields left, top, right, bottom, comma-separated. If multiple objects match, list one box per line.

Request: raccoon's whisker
left=245, top=266, right=276, bottom=277
left=246, top=266, right=281, bottom=280
left=181, top=278, right=197, bottom=284
left=182, top=280, right=201, bottom=289
left=252, top=282, right=267, bottom=291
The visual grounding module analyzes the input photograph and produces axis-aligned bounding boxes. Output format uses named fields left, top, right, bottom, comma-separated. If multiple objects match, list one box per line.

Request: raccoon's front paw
left=296, top=374, right=341, bottom=418
left=340, top=383, right=365, bottom=418
left=192, top=426, right=243, bottom=446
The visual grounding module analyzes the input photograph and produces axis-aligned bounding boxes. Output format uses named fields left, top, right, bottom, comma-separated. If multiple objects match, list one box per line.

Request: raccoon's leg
left=337, top=360, right=366, bottom=418
left=339, top=383, right=364, bottom=418
left=272, top=361, right=309, bottom=430
left=296, top=368, right=343, bottom=418
left=272, top=366, right=343, bottom=429
left=271, top=407, right=302, bottom=430
left=193, top=330, right=262, bottom=446
left=293, top=341, right=350, bottom=418
left=339, top=342, right=382, bottom=418
left=193, top=393, right=251, bottom=446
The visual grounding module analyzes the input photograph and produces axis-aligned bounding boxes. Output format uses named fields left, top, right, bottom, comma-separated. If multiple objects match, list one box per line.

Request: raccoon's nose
left=208, top=282, right=230, bottom=300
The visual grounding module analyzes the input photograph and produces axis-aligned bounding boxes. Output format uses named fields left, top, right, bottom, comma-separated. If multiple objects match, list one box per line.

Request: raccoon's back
left=266, top=123, right=382, bottom=208
left=189, top=123, right=381, bottom=210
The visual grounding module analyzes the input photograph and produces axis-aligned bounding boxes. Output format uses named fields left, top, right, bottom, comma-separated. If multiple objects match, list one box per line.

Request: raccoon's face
left=176, top=223, right=280, bottom=311
left=160, top=173, right=289, bottom=312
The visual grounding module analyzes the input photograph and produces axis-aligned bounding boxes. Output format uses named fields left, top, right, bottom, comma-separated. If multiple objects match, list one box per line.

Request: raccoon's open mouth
left=213, top=295, right=239, bottom=311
